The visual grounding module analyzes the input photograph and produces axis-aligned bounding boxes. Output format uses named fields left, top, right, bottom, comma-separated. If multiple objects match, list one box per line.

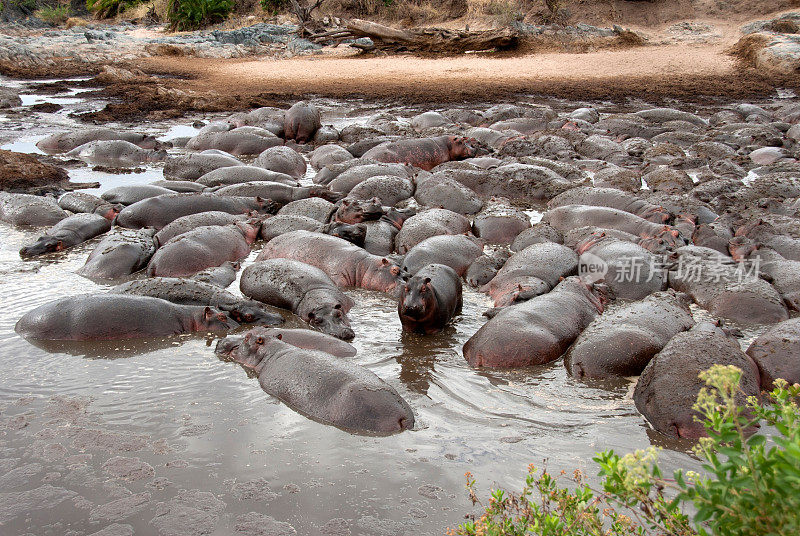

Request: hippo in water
left=16, top=294, right=236, bottom=341
left=35, top=128, right=157, bottom=154
left=20, top=213, right=111, bottom=258
left=163, top=152, right=243, bottom=181
left=248, top=328, right=356, bottom=357
left=196, top=165, right=298, bottom=188
left=463, top=277, right=605, bottom=368
left=398, top=263, right=462, bottom=334
left=394, top=208, right=471, bottom=254
left=746, top=318, right=800, bottom=389
left=66, top=140, right=167, bottom=168
left=77, top=228, right=157, bottom=280
left=240, top=259, right=355, bottom=340
left=58, top=192, right=120, bottom=221
left=215, top=327, right=414, bottom=434
left=186, top=127, right=282, bottom=156
left=212, top=181, right=343, bottom=204
left=101, top=185, right=176, bottom=206
left=190, top=261, right=240, bottom=288
left=283, top=102, right=322, bottom=144
left=257, top=230, right=405, bottom=295
left=110, top=277, right=283, bottom=326
left=362, top=136, right=478, bottom=171
left=0, top=192, right=68, bottom=227
left=154, top=211, right=248, bottom=247
left=401, top=234, right=484, bottom=276
left=333, top=197, right=384, bottom=224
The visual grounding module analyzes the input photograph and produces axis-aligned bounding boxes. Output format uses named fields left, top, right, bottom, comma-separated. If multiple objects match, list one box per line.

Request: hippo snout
left=214, top=336, right=241, bottom=359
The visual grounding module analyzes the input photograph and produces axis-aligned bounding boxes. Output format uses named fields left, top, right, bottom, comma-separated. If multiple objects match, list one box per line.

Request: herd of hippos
left=3, top=99, right=800, bottom=439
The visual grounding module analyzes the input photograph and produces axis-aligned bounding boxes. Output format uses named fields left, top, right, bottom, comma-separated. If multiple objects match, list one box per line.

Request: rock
left=87, top=524, right=135, bottom=536
left=0, top=150, right=73, bottom=193
left=102, top=456, right=155, bottom=481
left=234, top=512, right=297, bottom=536
left=150, top=490, right=225, bottom=536
left=0, top=87, right=21, bottom=108
left=0, top=485, right=76, bottom=524
left=90, top=493, right=152, bottom=523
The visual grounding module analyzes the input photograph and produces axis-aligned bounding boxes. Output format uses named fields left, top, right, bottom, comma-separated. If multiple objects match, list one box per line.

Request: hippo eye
left=244, top=314, right=254, bottom=322
left=217, top=313, right=226, bottom=321
left=256, top=336, right=264, bottom=345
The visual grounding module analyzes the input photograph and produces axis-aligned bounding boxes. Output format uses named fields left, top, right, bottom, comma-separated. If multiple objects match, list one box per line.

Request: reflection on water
left=0, top=81, right=717, bottom=535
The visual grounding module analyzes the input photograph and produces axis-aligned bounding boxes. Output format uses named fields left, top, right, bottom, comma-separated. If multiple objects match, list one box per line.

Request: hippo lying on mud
left=0, top=192, right=68, bottom=227
left=116, top=193, right=275, bottom=230
left=16, top=295, right=236, bottom=340
left=215, top=327, right=414, bottom=434
left=19, top=213, right=111, bottom=258
left=35, top=128, right=157, bottom=154
left=77, top=228, right=157, bottom=280
left=362, top=136, right=478, bottom=171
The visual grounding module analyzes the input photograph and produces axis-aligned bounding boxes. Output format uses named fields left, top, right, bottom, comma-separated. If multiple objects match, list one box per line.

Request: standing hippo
left=148, top=222, right=259, bottom=278
left=362, top=136, right=477, bottom=171
left=240, top=259, right=355, bottom=340
left=401, top=234, right=484, bottom=276
left=547, top=187, right=670, bottom=224
left=77, top=228, right=157, bottom=280
left=394, top=208, right=471, bottom=254
left=19, top=213, right=111, bottom=258
left=746, top=318, right=800, bottom=389
left=283, top=102, right=322, bottom=144
left=35, top=128, right=157, bottom=154
left=257, top=230, right=404, bottom=295
left=66, top=140, right=167, bottom=167
left=463, top=277, right=605, bottom=368
left=633, top=322, right=761, bottom=439
left=116, top=193, right=275, bottom=230
left=16, top=294, right=236, bottom=340
left=215, top=328, right=414, bottom=434
left=398, top=264, right=462, bottom=334
left=565, top=291, right=694, bottom=380
left=0, top=192, right=67, bottom=227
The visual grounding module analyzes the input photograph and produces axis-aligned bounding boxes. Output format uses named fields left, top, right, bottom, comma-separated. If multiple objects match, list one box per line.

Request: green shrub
left=166, top=0, right=232, bottom=31
left=452, top=365, right=800, bottom=536
left=86, top=0, right=140, bottom=18
left=35, top=4, right=71, bottom=24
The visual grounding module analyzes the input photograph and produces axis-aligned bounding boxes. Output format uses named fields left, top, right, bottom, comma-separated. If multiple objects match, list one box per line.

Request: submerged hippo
left=66, top=140, right=167, bottom=167
left=362, top=136, right=477, bottom=171
left=215, top=328, right=414, bottom=434
left=257, top=230, right=405, bottom=295
left=77, top=228, right=157, bottom=280
left=463, top=277, right=605, bottom=368
left=16, top=294, right=236, bottom=340
left=20, top=213, right=111, bottom=258
left=0, top=192, right=68, bottom=227
left=633, top=322, right=761, bottom=439
left=36, top=128, right=157, bottom=154
left=283, top=102, right=322, bottom=144
left=398, top=263, right=462, bottom=334
left=244, top=327, right=356, bottom=357
left=240, top=259, right=355, bottom=340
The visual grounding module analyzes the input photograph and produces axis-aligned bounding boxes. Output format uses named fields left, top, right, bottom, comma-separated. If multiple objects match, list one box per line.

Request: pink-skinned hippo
left=115, top=193, right=276, bottom=230
left=147, top=221, right=259, bottom=278
left=20, top=213, right=111, bottom=258
left=398, top=263, right=462, bottom=334
left=463, top=277, right=606, bottom=368
left=35, top=128, right=157, bottom=154
left=565, top=291, right=694, bottom=380
left=362, top=136, right=478, bottom=171
left=215, top=328, right=414, bottom=434
left=240, top=259, right=355, bottom=340
left=283, top=102, right=322, bottom=144
left=633, top=322, right=761, bottom=439
left=15, top=294, right=236, bottom=341
left=257, top=230, right=405, bottom=295
left=547, top=187, right=671, bottom=224
left=77, top=228, right=157, bottom=280
left=746, top=318, right=800, bottom=390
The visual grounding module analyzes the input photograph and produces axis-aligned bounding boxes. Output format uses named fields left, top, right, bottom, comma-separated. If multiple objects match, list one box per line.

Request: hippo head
left=728, top=236, right=759, bottom=262
left=135, top=134, right=160, bottom=150
left=196, top=306, right=239, bottom=333
left=235, top=220, right=262, bottom=245
left=95, top=203, right=123, bottom=222
left=19, top=236, right=64, bottom=258
left=309, top=186, right=345, bottom=203
left=447, top=136, right=478, bottom=160
left=215, top=327, right=282, bottom=369
left=307, top=303, right=355, bottom=341
left=638, top=226, right=685, bottom=254
left=639, top=206, right=671, bottom=224
left=398, top=274, right=437, bottom=323
left=254, top=196, right=280, bottom=215
left=365, top=257, right=405, bottom=296
left=326, top=222, right=367, bottom=248
left=335, top=197, right=384, bottom=224
left=220, top=301, right=284, bottom=327
left=382, top=207, right=416, bottom=230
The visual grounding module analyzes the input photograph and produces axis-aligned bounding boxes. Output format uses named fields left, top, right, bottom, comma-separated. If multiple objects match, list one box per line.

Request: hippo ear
left=55, top=240, right=65, bottom=251
left=391, top=266, right=401, bottom=275
left=424, top=277, right=431, bottom=285
left=381, top=257, right=390, bottom=266
left=276, top=333, right=282, bottom=340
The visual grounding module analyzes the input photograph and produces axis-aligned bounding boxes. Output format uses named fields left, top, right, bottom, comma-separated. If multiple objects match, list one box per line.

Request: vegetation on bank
left=451, top=365, right=800, bottom=536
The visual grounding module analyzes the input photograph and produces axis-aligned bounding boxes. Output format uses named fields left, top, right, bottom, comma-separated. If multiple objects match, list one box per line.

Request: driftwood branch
left=289, top=0, right=326, bottom=36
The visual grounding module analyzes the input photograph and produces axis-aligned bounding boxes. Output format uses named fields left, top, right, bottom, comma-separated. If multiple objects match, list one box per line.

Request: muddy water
left=0, top=78, right=730, bottom=535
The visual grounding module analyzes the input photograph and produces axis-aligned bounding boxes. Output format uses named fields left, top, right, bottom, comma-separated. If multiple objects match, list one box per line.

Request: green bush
left=452, top=365, right=800, bottom=536
left=166, top=0, right=232, bottom=31
left=86, top=0, right=140, bottom=18
left=35, top=4, right=71, bottom=24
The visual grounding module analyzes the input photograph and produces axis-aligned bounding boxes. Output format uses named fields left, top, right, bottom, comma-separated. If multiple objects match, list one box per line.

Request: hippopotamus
left=692, top=221, right=733, bottom=255
left=394, top=208, right=471, bottom=254
left=566, top=291, right=695, bottom=380
left=510, top=223, right=564, bottom=251
left=196, top=166, right=298, bottom=188
left=431, top=163, right=573, bottom=202
left=283, top=102, right=322, bottom=144
left=77, top=228, right=157, bottom=280
left=746, top=318, right=800, bottom=389
left=259, top=214, right=323, bottom=241
left=163, top=153, right=243, bottom=181
left=148, top=221, right=259, bottom=278
left=363, top=207, right=416, bottom=256
left=325, top=162, right=413, bottom=192
left=66, top=140, right=167, bottom=167
left=191, top=260, right=240, bottom=288
left=413, top=175, right=483, bottom=214
left=576, top=233, right=666, bottom=300
left=257, top=230, right=404, bottom=294
left=212, top=181, right=342, bottom=204
left=110, top=277, right=283, bottom=326
left=154, top=211, right=247, bottom=247
left=542, top=205, right=683, bottom=248
left=20, top=213, right=111, bottom=258
left=240, top=259, right=355, bottom=340
left=150, top=180, right=206, bottom=193
left=484, top=242, right=578, bottom=307
left=239, top=327, right=356, bottom=357
left=101, top=185, right=176, bottom=206
left=277, top=198, right=336, bottom=223
left=16, top=294, right=236, bottom=341
left=361, top=136, right=477, bottom=171
left=254, top=146, right=307, bottom=179
left=333, top=197, right=383, bottom=224
left=669, top=245, right=788, bottom=325
left=0, top=192, right=68, bottom=227
left=465, top=250, right=511, bottom=287
left=227, top=106, right=285, bottom=133
left=740, top=247, right=800, bottom=311
left=309, top=144, right=353, bottom=170
left=398, top=264, right=462, bottom=334
left=35, top=128, right=157, bottom=154
left=346, top=175, right=414, bottom=207
left=547, top=187, right=670, bottom=224
left=186, top=127, right=282, bottom=156
left=734, top=220, right=800, bottom=261
left=633, top=322, right=761, bottom=439
left=215, top=328, right=414, bottom=434
left=323, top=222, right=367, bottom=247
left=401, top=234, right=483, bottom=276
left=116, top=193, right=275, bottom=230
left=472, top=207, right=532, bottom=245
left=58, top=192, right=120, bottom=221
left=463, top=277, right=605, bottom=368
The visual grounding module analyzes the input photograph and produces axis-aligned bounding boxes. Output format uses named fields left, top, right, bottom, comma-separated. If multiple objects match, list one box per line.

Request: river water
left=0, top=76, right=740, bottom=535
